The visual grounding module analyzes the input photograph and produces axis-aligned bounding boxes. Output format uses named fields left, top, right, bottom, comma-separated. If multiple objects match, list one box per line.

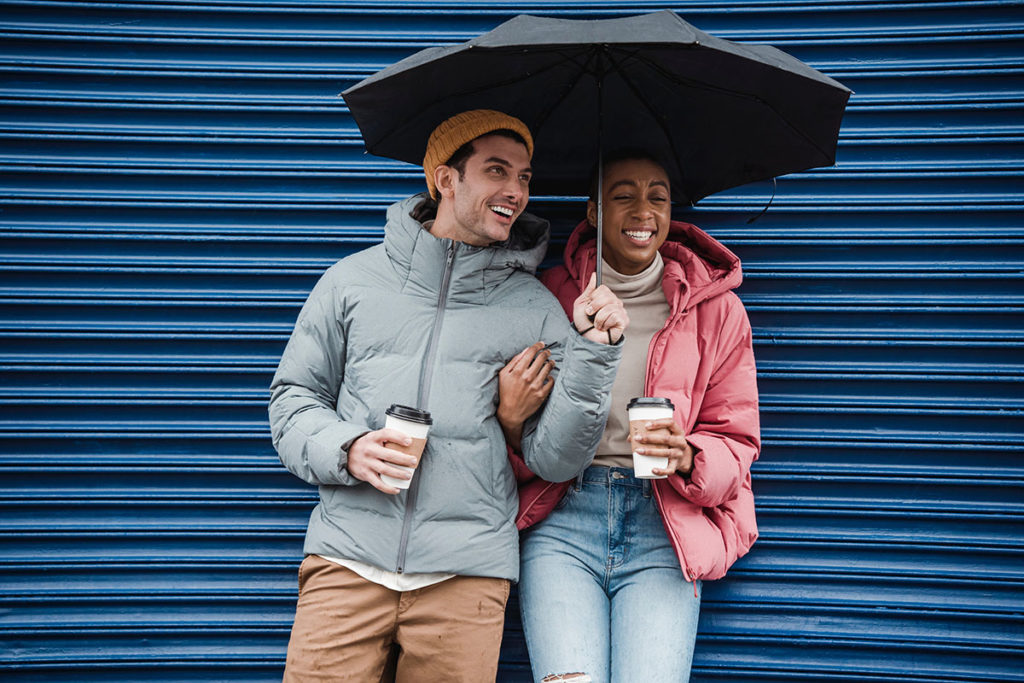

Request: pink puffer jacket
left=510, top=218, right=760, bottom=581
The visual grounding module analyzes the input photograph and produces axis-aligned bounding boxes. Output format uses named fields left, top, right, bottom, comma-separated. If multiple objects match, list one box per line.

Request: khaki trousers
left=283, top=555, right=511, bottom=682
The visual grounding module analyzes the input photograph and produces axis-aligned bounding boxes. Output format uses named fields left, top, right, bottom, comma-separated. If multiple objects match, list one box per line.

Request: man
left=269, top=109, right=628, bottom=681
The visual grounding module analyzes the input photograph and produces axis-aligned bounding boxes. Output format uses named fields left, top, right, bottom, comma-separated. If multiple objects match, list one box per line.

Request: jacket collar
left=383, top=194, right=550, bottom=301
left=562, top=218, right=743, bottom=314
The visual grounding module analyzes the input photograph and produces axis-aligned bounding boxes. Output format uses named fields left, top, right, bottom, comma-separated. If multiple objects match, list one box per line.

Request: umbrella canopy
left=343, top=10, right=851, bottom=205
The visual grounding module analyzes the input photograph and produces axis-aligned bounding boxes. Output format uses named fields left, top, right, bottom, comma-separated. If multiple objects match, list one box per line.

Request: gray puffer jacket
left=269, top=195, right=621, bottom=581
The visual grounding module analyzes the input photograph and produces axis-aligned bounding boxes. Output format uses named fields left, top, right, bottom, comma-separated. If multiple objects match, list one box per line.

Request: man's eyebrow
left=484, top=157, right=532, bottom=174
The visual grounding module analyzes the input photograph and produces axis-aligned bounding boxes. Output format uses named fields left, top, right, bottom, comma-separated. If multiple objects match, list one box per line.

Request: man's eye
left=519, top=174, right=532, bottom=184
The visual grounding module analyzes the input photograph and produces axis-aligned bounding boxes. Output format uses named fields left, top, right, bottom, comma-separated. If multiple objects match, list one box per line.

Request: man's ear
left=435, top=165, right=456, bottom=200
left=586, top=200, right=597, bottom=227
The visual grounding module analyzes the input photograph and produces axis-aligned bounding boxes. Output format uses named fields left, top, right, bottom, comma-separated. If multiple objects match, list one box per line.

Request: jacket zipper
left=651, top=476, right=698, bottom=596
left=646, top=286, right=699, bottom=595
left=396, top=240, right=456, bottom=573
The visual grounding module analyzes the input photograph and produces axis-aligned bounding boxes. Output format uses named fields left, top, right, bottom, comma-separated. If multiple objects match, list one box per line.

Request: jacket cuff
left=559, top=332, right=622, bottom=399
left=673, top=433, right=741, bottom=506
left=307, top=422, right=369, bottom=486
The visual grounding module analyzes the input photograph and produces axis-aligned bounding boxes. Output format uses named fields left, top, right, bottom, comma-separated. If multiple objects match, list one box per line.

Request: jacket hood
left=561, top=218, right=743, bottom=313
left=384, top=194, right=550, bottom=282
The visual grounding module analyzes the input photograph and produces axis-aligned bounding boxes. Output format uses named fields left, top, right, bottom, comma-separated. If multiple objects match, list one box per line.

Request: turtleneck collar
left=601, top=252, right=665, bottom=300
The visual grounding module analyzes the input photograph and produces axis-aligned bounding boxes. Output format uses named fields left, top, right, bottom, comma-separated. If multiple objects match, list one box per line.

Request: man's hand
left=572, top=273, right=629, bottom=344
left=346, top=428, right=421, bottom=494
left=632, top=418, right=695, bottom=477
left=497, top=342, right=556, bottom=450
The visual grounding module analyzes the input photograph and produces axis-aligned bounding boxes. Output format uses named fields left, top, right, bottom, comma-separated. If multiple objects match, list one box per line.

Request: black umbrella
left=343, top=10, right=850, bottom=281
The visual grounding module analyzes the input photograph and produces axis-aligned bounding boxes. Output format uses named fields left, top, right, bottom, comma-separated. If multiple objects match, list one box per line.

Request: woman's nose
left=633, top=202, right=654, bottom=217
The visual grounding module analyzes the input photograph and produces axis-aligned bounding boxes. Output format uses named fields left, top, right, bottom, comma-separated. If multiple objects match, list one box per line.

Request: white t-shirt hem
left=318, top=555, right=455, bottom=592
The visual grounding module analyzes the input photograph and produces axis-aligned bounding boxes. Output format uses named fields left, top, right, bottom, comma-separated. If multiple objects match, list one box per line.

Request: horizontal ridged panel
left=1, top=1, right=1022, bottom=681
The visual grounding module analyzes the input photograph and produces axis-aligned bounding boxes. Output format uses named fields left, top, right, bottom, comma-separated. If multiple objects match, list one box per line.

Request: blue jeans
left=519, top=466, right=701, bottom=683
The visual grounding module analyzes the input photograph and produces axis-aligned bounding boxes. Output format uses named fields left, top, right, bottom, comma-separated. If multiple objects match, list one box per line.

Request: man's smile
left=490, top=204, right=515, bottom=217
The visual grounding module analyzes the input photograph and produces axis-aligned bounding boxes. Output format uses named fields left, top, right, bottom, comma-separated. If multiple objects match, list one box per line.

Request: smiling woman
left=500, top=149, right=761, bottom=682
left=587, top=154, right=672, bottom=275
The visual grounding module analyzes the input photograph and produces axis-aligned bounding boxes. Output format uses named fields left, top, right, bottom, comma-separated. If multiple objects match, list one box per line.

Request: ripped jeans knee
left=541, top=674, right=592, bottom=683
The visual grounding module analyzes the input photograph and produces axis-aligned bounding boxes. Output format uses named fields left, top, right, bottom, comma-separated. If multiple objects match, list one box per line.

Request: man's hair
left=587, top=148, right=670, bottom=201
left=444, top=129, right=530, bottom=180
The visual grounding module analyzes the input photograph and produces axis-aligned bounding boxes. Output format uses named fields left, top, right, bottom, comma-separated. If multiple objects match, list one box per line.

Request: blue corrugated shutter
left=1, top=2, right=1021, bottom=681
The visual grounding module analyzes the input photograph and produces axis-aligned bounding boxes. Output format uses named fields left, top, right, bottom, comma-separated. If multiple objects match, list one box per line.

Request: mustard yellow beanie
left=423, top=109, right=534, bottom=199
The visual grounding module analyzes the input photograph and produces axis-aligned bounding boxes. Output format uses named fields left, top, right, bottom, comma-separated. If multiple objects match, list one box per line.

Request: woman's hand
left=572, top=273, right=629, bottom=345
left=497, top=342, right=556, bottom=450
left=632, top=417, right=695, bottom=477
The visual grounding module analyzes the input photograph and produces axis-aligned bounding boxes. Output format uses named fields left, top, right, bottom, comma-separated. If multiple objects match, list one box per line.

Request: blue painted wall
left=1, top=2, right=1022, bottom=681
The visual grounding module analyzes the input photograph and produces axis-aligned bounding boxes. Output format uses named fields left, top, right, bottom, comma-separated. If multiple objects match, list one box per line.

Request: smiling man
left=269, top=110, right=628, bottom=681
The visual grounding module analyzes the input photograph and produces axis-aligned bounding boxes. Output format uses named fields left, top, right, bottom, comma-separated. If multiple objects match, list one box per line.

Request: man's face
left=588, top=158, right=671, bottom=275
left=438, top=134, right=532, bottom=246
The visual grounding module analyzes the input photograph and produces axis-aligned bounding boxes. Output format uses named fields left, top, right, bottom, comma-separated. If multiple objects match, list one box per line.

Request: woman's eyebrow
left=606, top=179, right=669, bottom=192
left=606, top=179, right=638, bottom=192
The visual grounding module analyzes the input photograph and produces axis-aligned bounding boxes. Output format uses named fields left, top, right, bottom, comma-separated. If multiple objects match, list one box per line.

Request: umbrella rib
left=530, top=48, right=604, bottom=153
left=451, top=46, right=606, bottom=142
left=433, top=55, right=575, bottom=105
left=432, top=46, right=603, bottom=112
left=603, top=48, right=693, bottom=202
left=364, top=48, right=600, bottom=157
left=627, top=48, right=835, bottom=163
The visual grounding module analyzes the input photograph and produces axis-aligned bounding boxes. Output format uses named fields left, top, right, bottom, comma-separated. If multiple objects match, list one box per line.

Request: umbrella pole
left=596, top=155, right=603, bottom=286
left=595, top=73, right=604, bottom=287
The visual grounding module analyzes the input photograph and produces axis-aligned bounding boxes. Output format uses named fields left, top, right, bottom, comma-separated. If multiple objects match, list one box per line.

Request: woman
left=498, top=151, right=760, bottom=682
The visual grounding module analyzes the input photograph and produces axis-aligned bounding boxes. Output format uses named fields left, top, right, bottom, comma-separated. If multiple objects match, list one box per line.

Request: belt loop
left=642, top=478, right=652, bottom=498
left=574, top=468, right=586, bottom=492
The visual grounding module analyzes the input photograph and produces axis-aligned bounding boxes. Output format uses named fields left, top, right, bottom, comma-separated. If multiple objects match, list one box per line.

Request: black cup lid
left=386, top=404, right=433, bottom=425
left=626, top=396, right=675, bottom=411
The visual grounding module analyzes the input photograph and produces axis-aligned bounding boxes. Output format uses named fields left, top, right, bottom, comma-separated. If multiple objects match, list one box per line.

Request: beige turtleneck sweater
left=593, top=253, right=671, bottom=468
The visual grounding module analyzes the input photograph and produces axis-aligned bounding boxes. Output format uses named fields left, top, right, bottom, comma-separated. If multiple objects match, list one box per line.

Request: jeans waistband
left=575, top=465, right=652, bottom=496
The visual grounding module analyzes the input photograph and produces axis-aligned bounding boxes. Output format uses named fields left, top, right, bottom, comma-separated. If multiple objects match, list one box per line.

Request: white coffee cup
left=627, top=397, right=675, bottom=479
left=379, top=404, right=432, bottom=490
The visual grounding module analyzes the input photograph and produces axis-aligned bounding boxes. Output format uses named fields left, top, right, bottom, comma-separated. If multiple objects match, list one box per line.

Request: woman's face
left=588, top=158, right=671, bottom=275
